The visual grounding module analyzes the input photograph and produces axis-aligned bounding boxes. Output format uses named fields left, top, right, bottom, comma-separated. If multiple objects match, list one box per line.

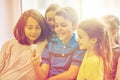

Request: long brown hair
left=78, top=18, right=113, bottom=79
left=103, top=15, right=120, bottom=45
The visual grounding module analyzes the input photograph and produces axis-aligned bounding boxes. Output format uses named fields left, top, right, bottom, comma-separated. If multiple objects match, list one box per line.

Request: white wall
left=0, top=0, right=120, bottom=48
left=0, top=0, right=21, bottom=48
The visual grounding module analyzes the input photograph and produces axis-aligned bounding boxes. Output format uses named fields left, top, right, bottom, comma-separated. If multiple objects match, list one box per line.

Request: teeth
left=58, top=33, right=64, bottom=35
left=59, top=34, right=63, bottom=36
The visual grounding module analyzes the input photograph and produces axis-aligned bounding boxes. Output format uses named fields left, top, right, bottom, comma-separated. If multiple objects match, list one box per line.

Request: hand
left=31, top=49, right=41, bottom=67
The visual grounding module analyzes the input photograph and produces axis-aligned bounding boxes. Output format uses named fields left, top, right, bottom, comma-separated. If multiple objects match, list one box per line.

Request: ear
left=91, top=38, right=97, bottom=44
left=72, top=23, right=78, bottom=31
left=112, top=29, right=118, bottom=35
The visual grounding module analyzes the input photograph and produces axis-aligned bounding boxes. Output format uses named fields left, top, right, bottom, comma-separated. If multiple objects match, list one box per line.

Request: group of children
left=0, top=3, right=120, bottom=80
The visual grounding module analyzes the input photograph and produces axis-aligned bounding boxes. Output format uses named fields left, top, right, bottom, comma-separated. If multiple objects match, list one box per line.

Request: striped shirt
left=42, top=34, right=85, bottom=78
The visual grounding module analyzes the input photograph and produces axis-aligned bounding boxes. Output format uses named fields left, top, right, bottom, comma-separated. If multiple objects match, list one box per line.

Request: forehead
left=26, top=17, right=38, bottom=24
left=55, top=15, right=71, bottom=23
left=46, top=11, right=56, bottom=17
left=77, top=28, right=88, bottom=36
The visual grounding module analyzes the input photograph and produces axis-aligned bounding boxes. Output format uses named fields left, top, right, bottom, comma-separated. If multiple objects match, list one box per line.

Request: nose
left=31, top=28, right=36, bottom=33
left=50, top=20, right=55, bottom=26
left=56, top=26, right=62, bottom=31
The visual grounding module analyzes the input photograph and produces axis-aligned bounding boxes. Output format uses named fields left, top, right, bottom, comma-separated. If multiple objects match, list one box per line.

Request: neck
left=62, top=35, right=73, bottom=44
left=86, top=46, right=97, bottom=57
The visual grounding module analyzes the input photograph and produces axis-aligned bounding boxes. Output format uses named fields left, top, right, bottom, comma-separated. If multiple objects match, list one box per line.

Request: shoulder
left=87, top=55, right=103, bottom=65
left=2, top=39, right=18, bottom=46
left=47, top=37, right=59, bottom=46
left=1, top=39, right=20, bottom=50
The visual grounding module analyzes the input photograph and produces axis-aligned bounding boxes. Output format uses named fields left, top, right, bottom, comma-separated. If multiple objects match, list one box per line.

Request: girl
left=0, top=9, right=49, bottom=80
left=77, top=18, right=113, bottom=80
left=45, top=4, right=61, bottom=41
left=103, top=15, right=120, bottom=80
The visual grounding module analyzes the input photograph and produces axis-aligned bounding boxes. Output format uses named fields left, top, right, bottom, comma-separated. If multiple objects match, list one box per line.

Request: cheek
left=78, top=39, right=88, bottom=48
left=38, top=29, right=41, bottom=33
left=64, top=28, right=73, bottom=35
left=24, top=28, right=31, bottom=33
left=80, top=43, right=88, bottom=50
left=36, top=30, right=41, bottom=36
left=55, top=27, right=59, bottom=33
left=47, top=21, right=52, bottom=25
left=54, top=28, right=57, bottom=32
left=24, top=29, right=29, bottom=36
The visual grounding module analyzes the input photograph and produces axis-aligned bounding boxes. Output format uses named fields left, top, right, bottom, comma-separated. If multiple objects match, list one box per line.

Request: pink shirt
left=0, top=39, right=47, bottom=80
left=116, top=57, right=120, bottom=80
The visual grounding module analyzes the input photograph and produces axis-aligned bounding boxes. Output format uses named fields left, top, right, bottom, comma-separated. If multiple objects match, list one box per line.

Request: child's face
left=107, top=23, right=118, bottom=38
left=77, top=28, right=93, bottom=50
left=46, top=11, right=56, bottom=32
left=24, top=17, right=41, bottom=44
left=55, top=15, right=74, bottom=43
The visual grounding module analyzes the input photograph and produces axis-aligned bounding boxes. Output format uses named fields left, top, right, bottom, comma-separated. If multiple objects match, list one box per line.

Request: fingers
left=31, top=49, right=36, bottom=58
left=31, top=56, right=40, bottom=66
left=32, top=56, right=40, bottom=62
left=31, top=48, right=41, bottom=67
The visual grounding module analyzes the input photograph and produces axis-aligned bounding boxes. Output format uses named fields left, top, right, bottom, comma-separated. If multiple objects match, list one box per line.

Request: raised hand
left=31, top=45, right=41, bottom=68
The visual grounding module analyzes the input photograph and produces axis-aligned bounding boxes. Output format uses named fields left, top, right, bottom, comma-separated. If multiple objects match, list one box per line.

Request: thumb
left=31, top=49, right=36, bottom=58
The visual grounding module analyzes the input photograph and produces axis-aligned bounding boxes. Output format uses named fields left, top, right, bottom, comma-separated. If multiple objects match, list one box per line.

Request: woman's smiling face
left=24, top=17, right=41, bottom=44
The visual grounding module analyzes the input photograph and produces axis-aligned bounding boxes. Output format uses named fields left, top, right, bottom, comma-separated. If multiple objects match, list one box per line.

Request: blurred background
left=0, top=0, right=120, bottom=48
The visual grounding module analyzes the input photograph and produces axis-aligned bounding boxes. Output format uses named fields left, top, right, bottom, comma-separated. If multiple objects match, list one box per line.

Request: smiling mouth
left=30, top=35, right=37, bottom=38
left=57, top=32, right=65, bottom=36
left=78, top=43, right=82, bottom=46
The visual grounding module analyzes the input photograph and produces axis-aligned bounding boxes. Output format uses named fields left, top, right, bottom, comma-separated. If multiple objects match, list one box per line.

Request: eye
left=26, top=25, right=33, bottom=29
left=78, top=35, right=83, bottom=39
left=55, top=24, right=58, bottom=27
left=79, top=37, right=82, bottom=39
left=61, top=23, right=67, bottom=27
left=48, top=18, right=52, bottom=22
left=35, top=25, right=40, bottom=29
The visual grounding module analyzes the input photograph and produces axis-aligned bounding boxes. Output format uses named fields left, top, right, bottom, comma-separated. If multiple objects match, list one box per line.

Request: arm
left=31, top=45, right=50, bottom=80
left=115, top=57, right=120, bottom=80
left=47, top=65, right=79, bottom=80
left=31, top=51, right=50, bottom=80
left=77, top=56, right=104, bottom=80
left=47, top=48, right=85, bottom=80
left=33, top=62, right=50, bottom=80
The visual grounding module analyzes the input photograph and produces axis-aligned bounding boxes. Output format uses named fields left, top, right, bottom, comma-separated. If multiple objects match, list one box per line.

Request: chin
left=59, top=38, right=63, bottom=41
left=59, top=37, right=64, bottom=42
left=80, top=47, right=86, bottom=50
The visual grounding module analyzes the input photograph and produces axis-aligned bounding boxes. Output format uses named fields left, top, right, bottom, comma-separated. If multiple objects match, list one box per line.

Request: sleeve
left=0, top=41, right=10, bottom=72
left=41, top=45, right=50, bottom=64
left=71, top=48, right=86, bottom=66
left=82, top=57, right=104, bottom=80
left=115, top=57, right=120, bottom=80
